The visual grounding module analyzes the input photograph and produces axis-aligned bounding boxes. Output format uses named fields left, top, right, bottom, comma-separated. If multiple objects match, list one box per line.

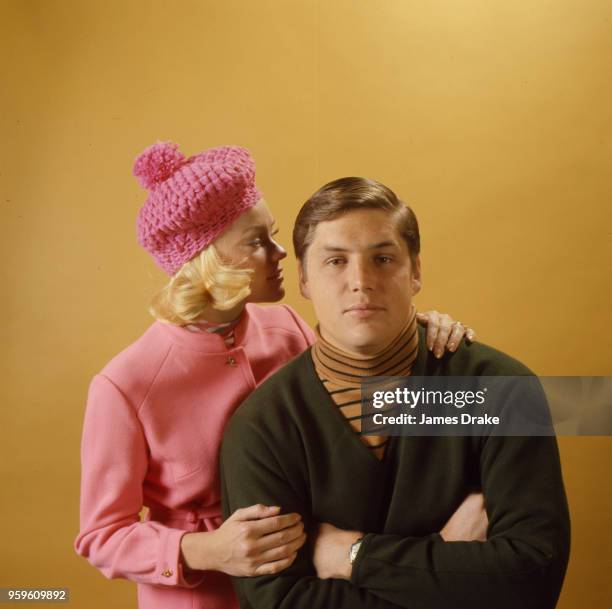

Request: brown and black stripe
left=311, top=307, right=419, bottom=460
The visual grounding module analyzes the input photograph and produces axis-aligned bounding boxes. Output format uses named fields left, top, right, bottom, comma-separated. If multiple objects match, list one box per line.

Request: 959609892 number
left=1, top=588, right=69, bottom=603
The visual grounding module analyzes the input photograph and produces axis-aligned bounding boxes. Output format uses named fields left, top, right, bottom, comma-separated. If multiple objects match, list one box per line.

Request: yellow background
left=2, top=1, right=611, bottom=607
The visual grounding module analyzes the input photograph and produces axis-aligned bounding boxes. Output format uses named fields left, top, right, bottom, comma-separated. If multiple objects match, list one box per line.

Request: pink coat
left=75, top=304, right=315, bottom=609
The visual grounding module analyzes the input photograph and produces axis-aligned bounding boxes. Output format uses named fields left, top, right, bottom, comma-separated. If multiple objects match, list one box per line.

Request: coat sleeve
left=74, top=374, right=204, bottom=588
left=220, top=418, right=402, bottom=609
left=351, top=433, right=571, bottom=609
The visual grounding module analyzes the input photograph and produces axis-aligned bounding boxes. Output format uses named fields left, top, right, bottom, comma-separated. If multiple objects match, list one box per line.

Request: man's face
left=299, top=208, right=421, bottom=356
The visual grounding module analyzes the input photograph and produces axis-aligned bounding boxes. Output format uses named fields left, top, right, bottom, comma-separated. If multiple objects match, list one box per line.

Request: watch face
left=350, top=539, right=363, bottom=564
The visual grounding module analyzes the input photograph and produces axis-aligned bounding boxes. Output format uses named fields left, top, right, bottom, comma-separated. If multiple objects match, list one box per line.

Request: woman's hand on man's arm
left=181, top=504, right=306, bottom=576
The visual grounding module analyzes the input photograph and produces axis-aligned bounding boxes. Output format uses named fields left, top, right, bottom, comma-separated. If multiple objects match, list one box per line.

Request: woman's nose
left=272, top=240, right=287, bottom=261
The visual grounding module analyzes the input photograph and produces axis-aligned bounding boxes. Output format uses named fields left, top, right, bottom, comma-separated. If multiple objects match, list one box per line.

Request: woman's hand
left=180, top=504, right=306, bottom=576
left=439, top=492, right=488, bottom=542
left=416, top=311, right=476, bottom=359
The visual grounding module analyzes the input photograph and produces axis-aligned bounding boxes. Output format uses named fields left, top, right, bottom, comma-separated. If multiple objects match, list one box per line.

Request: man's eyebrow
left=321, top=241, right=399, bottom=252
left=321, top=245, right=350, bottom=252
left=369, top=240, right=398, bottom=249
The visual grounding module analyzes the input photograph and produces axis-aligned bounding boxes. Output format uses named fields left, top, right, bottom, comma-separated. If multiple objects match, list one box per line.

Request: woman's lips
left=267, top=269, right=283, bottom=281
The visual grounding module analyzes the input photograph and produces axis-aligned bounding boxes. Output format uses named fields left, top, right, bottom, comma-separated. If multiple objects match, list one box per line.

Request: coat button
left=226, top=356, right=237, bottom=366
left=161, top=569, right=173, bottom=577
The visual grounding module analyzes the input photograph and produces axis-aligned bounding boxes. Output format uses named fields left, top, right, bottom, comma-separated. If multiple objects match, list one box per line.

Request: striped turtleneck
left=185, top=315, right=242, bottom=348
left=311, top=307, right=419, bottom=460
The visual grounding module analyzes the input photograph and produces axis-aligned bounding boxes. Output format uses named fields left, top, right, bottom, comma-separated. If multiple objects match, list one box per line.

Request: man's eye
left=249, top=238, right=263, bottom=247
left=327, top=257, right=345, bottom=266
left=377, top=255, right=393, bottom=264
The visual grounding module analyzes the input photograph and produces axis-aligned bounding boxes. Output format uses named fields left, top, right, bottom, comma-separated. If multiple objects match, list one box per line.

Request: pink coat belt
left=147, top=504, right=223, bottom=532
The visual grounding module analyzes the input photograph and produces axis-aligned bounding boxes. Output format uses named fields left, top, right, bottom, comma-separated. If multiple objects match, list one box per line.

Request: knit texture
left=311, top=306, right=419, bottom=459
left=134, top=141, right=261, bottom=275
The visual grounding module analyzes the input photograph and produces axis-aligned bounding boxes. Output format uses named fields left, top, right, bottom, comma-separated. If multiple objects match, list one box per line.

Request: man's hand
left=311, top=522, right=363, bottom=580
left=439, top=492, right=488, bottom=542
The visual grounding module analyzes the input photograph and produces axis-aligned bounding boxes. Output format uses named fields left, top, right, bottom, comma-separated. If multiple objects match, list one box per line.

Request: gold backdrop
left=1, top=1, right=611, bottom=607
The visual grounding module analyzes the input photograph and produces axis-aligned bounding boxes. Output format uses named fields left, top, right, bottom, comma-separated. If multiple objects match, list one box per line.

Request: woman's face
left=214, top=199, right=287, bottom=303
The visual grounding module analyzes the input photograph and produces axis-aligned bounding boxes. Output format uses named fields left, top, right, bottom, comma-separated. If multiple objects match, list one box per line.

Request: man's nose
left=348, top=259, right=375, bottom=291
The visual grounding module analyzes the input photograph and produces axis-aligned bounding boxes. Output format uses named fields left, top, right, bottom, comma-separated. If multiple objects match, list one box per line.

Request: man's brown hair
left=292, top=176, right=420, bottom=263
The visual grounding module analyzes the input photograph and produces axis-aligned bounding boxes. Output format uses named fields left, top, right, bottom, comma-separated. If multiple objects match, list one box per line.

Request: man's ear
left=411, top=255, right=422, bottom=296
left=297, top=259, right=311, bottom=299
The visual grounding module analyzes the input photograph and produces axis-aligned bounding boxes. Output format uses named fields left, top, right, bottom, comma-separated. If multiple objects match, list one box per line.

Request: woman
left=75, top=141, right=474, bottom=609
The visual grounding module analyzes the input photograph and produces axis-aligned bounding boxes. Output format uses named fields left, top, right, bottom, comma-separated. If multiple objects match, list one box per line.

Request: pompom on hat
left=133, top=141, right=262, bottom=275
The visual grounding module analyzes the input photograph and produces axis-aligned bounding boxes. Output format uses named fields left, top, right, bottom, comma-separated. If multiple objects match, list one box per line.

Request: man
left=221, top=177, right=570, bottom=609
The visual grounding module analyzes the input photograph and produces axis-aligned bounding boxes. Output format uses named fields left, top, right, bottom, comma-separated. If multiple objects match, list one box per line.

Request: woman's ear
left=297, top=259, right=311, bottom=299
left=411, top=255, right=422, bottom=296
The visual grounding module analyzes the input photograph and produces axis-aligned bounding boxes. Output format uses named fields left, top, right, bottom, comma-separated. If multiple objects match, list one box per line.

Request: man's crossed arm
left=312, top=491, right=488, bottom=580
left=221, top=421, right=570, bottom=609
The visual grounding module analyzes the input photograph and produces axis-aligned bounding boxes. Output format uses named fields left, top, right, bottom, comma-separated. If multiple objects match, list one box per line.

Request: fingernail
left=435, top=349, right=442, bottom=358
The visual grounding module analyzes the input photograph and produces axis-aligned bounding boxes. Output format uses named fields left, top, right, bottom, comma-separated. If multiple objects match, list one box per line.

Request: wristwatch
left=349, top=537, right=364, bottom=564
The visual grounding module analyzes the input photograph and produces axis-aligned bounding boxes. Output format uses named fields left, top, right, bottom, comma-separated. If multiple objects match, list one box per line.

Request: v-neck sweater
left=221, top=326, right=570, bottom=609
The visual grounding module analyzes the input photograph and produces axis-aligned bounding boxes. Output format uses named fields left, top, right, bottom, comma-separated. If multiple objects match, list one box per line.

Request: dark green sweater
left=221, top=328, right=570, bottom=609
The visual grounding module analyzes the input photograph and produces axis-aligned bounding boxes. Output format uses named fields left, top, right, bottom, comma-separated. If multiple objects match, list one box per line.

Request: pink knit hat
left=133, top=141, right=262, bottom=275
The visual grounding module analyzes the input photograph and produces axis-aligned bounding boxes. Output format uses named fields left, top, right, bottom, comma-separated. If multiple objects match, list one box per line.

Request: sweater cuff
left=157, top=528, right=205, bottom=588
left=349, top=532, right=373, bottom=587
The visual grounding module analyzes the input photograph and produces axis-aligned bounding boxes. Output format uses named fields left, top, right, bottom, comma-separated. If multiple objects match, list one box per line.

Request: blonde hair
left=150, top=244, right=253, bottom=325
